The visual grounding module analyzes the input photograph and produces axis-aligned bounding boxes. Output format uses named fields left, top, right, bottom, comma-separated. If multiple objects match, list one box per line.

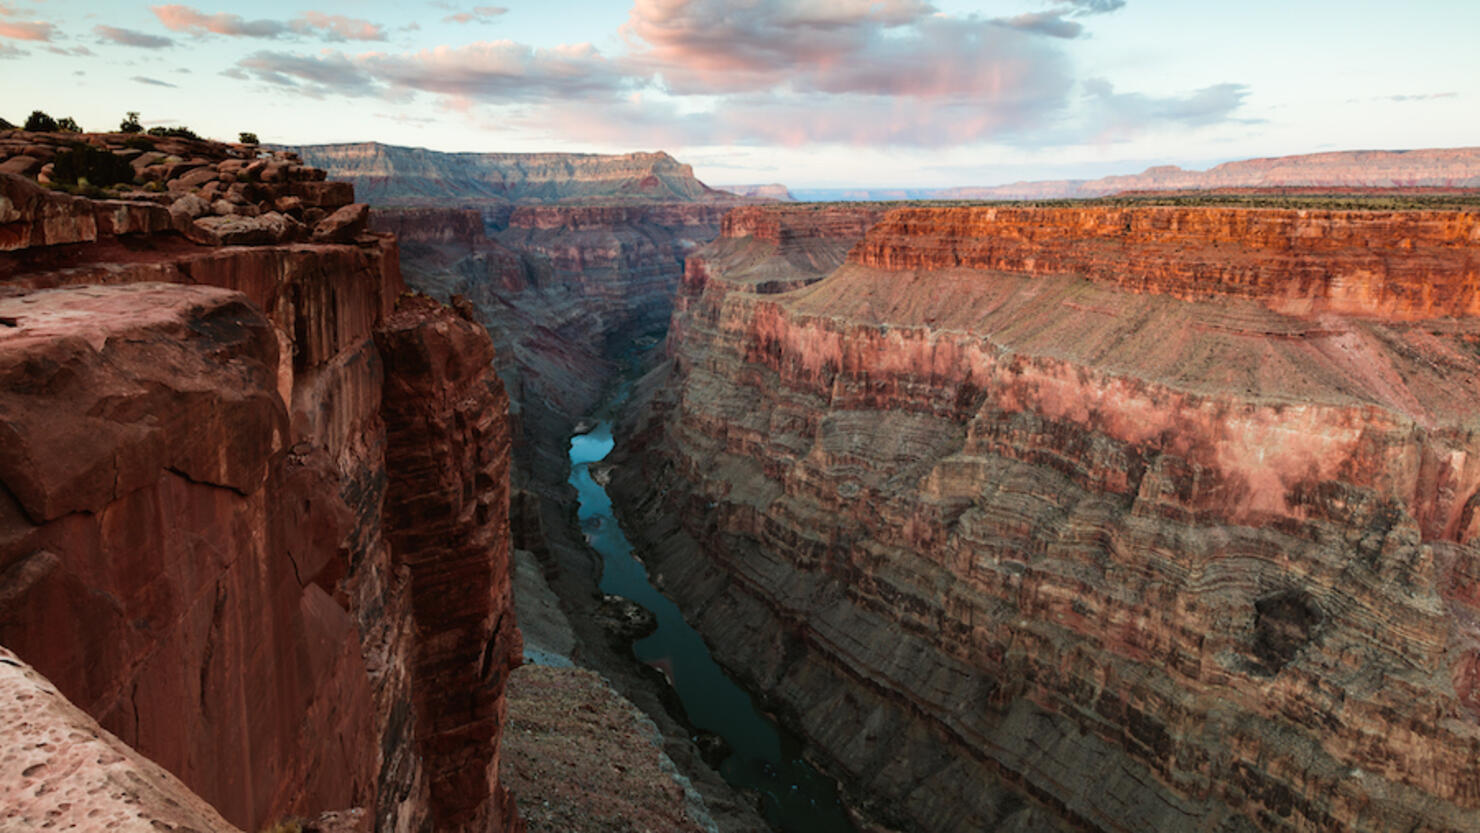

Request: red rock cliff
left=613, top=203, right=1480, bottom=833
left=852, top=205, right=1480, bottom=320
left=0, top=133, right=521, bottom=833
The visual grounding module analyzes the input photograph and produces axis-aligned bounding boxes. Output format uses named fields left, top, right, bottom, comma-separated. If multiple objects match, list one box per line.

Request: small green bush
left=24, top=110, right=58, bottom=132
left=120, top=111, right=142, bottom=134
left=239, top=131, right=260, bottom=145
left=0, top=116, right=13, bottom=130
left=56, top=116, right=81, bottom=133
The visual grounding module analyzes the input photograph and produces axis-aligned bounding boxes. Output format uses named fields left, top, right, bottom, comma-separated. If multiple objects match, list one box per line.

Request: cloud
left=0, top=20, right=54, bottom=41
left=151, top=5, right=385, bottom=41
left=1384, top=92, right=1458, bottom=102
left=233, top=40, right=627, bottom=103
left=213, top=0, right=1245, bottom=150
left=1061, top=0, right=1126, bottom=14
left=0, top=42, right=24, bottom=58
left=621, top=0, right=938, bottom=92
left=236, top=49, right=378, bottom=97
left=1082, top=78, right=1250, bottom=139
left=995, top=12, right=1082, bottom=38
left=152, top=5, right=285, bottom=37
left=95, top=24, right=175, bottom=48
left=363, top=41, right=629, bottom=101
left=133, top=75, right=178, bottom=87
left=443, top=5, right=507, bottom=24
left=47, top=45, right=94, bottom=56
left=294, top=12, right=386, bottom=41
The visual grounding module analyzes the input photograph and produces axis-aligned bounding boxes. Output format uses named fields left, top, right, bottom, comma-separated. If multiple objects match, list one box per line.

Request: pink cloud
left=150, top=5, right=385, bottom=41
left=152, top=5, right=286, bottom=37
left=294, top=11, right=386, bottom=41
left=0, top=20, right=54, bottom=41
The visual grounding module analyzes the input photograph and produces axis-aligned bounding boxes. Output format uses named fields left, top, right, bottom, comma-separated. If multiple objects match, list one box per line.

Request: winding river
left=569, top=422, right=857, bottom=833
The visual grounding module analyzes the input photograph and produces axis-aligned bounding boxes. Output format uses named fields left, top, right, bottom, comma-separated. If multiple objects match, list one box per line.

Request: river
left=569, top=421, right=857, bottom=833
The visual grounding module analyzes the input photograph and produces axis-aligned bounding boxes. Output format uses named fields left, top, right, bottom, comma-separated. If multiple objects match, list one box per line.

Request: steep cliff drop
left=613, top=203, right=1480, bottom=832
left=0, top=130, right=521, bottom=833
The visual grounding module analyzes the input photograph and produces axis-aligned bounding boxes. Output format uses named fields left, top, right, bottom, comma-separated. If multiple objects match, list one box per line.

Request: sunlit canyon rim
left=4, top=119, right=1480, bottom=833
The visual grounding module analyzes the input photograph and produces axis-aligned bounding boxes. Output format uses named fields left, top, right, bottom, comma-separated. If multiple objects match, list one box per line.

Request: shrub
left=124, top=134, right=156, bottom=150
left=0, top=116, right=13, bottom=130
left=56, top=116, right=81, bottom=133
left=24, top=110, right=58, bottom=132
left=146, top=125, right=201, bottom=140
left=51, top=143, right=136, bottom=188
left=120, top=111, right=142, bottom=134
left=239, top=131, right=260, bottom=145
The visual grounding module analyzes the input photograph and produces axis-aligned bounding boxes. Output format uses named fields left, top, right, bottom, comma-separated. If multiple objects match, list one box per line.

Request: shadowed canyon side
left=611, top=203, right=1480, bottom=832
left=0, top=132, right=521, bottom=833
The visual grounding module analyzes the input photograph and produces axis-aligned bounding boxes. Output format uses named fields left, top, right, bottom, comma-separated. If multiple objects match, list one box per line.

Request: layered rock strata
left=613, top=204, right=1480, bottom=832
left=0, top=134, right=520, bottom=833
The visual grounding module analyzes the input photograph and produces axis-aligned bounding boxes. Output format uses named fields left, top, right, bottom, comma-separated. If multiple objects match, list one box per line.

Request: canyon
left=611, top=203, right=1480, bottom=832
left=7, top=118, right=1480, bottom=833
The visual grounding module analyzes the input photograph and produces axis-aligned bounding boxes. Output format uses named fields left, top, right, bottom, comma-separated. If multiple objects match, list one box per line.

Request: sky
left=1, top=0, right=1476, bottom=188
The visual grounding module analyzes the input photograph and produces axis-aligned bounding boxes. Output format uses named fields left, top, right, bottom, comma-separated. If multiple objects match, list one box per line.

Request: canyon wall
left=0, top=132, right=521, bottom=833
left=613, top=203, right=1480, bottom=832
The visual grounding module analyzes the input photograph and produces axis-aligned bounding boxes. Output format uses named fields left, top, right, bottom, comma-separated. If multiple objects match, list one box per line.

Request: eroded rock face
left=0, top=134, right=521, bottom=833
left=377, top=294, right=522, bottom=833
left=613, top=204, right=1480, bottom=832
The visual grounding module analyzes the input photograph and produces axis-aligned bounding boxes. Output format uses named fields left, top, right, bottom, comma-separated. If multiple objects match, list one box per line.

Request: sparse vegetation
left=55, top=116, right=81, bottom=133
left=50, top=143, right=136, bottom=188
left=124, top=134, right=156, bottom=150
left=120, top=111, right=142, bottom=134
left=258, top=818, right=306, bottom=833
left=24, top=110, right=58, bottom=132
left=0, top=116, right=13, bottom=130
left=239, top=131, right=260, bottom=145
left=146, top=125, right=201, bottom=140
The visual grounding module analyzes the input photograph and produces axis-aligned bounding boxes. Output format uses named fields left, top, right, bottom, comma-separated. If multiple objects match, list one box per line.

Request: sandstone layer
left=0, top=131, right=520, bottom=833
left=613, top=203, right=1480, bottom=832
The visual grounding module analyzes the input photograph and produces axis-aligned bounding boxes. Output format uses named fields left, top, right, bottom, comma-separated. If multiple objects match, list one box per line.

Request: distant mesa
left=715, top=183, right=795, bottom=201
left=287, top=141, right=752, bottom=207
left=936, top=146, right=1480, bottom=200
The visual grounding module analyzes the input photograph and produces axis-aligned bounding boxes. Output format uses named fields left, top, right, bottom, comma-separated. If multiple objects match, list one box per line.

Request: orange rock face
left=0, top=137, right=520, bottom=833
left=853, top=206, right=1480, bottom=320
left=613, top=204, right=1480, bottom=832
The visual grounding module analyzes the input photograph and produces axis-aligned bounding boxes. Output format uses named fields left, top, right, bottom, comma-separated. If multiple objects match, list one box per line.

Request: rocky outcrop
left=0, top=645, right=243, bottom=833
left=613, top=203, right=1480, bottom=832
left=0, top=134, right=520, bottom=833
left=936, top=147, right=1480, bottom=200
left=289, top=143, right=725, bottom=205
